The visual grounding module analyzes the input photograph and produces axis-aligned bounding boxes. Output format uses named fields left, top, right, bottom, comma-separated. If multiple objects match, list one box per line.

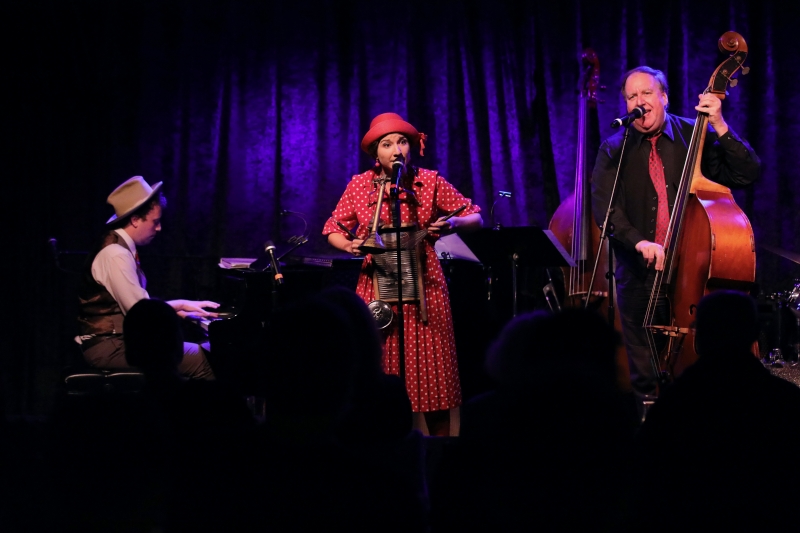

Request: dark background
left=4, top=0, right=799, bottom=416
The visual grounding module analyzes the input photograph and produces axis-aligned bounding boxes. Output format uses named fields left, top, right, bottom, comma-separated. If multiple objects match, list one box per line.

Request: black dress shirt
left=591, top=113, right=760, bottom=276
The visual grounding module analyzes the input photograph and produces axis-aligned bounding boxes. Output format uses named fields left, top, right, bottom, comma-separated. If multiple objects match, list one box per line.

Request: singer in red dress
left=323, top=113, right=482, bottom=436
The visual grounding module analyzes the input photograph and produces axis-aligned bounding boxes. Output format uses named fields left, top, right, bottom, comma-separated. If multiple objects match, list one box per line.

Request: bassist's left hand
left=696, top=93, right=728, bottom=137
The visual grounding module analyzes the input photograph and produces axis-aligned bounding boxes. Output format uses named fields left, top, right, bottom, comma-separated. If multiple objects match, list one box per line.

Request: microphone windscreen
left=392, top=160, right=404, bottom=179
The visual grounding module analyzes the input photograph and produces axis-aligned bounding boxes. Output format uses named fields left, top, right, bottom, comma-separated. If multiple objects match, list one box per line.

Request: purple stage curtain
left=5, top=0, right=799, bottom=415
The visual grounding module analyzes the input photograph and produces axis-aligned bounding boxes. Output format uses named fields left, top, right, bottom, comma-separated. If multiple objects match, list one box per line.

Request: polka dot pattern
left=323, top=168, right=481, bottom=413
left=648, top=134, right=669, bottom=245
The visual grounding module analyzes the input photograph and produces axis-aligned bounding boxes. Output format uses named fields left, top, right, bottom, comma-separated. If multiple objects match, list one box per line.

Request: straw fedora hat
left=106, top=176, right=163, bottom=224
left=360, top=113, right=427, bottom=155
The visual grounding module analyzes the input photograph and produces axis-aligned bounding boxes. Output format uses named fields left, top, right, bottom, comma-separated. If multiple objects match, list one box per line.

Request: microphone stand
left=391, top=165, right=406, bottom=383
left=265, top=242, right=284, bottom=316
left=488, top=191, right=511, bottom=312
left=585, top=125, right=631, bottom=338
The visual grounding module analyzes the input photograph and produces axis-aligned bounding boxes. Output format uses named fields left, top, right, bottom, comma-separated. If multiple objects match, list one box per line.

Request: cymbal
left=760, top=244, right=800, bottom=265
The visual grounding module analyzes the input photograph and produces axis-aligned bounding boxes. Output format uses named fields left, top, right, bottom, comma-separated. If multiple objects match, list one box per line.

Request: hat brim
left=106, top=181, right=163, bottom=225
left=361, top=119, right=420, bottom=153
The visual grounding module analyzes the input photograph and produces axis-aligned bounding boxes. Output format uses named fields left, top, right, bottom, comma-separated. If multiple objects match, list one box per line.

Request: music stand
left=462, top=226, right=575, bottom=316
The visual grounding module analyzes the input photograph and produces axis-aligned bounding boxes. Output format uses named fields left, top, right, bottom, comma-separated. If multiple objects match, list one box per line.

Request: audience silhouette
left=125, top=298, right=254, bottom=433
left=318, top=286, right=413, bottom=447
left=629, top=290, right=800, bottom=531
left=431, top=308, right=638, bottom=532
left=124, top=298, right=256, bottom=531
left=244, top=293, right=426, bottom=532
left=8, top=289, right=800, bottom=531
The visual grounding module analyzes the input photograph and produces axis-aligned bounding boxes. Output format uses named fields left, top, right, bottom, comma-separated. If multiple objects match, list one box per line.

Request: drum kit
left=760, top=244, right=800, bottom=385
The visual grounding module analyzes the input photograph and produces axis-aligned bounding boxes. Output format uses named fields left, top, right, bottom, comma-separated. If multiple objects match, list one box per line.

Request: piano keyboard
left=191, top=311, right=237, bottom=332
left=285, top=256, right=333, bottom=268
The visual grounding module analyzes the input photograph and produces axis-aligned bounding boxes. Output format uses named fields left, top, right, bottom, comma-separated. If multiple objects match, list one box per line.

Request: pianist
left=76, top=176, right=218, bottom=379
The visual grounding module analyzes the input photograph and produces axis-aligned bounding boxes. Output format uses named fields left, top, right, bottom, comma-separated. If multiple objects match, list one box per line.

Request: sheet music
left=434, top=234, right=480, bottom=262
left=219, top=258, right=257, bottom=269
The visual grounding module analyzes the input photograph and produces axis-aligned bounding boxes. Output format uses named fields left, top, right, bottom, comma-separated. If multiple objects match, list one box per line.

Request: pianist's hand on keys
left=169, top=299, right=220, bottom=319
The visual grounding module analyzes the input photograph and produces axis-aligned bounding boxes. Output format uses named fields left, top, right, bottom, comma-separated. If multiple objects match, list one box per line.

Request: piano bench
left=63, top=368, right=146, bottom=395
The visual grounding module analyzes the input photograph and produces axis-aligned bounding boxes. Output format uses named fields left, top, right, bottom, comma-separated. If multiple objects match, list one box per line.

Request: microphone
left=490, top=191, right=512, bottom=230
left=392, top=156, right=405, bottom=187
left=610, top=106, right=647, bottom=128
left=264, top=240, right=284, bottom=285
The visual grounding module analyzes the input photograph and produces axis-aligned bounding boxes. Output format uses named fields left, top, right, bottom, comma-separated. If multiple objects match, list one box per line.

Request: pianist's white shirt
left=91, top=228, right=150, bottom=315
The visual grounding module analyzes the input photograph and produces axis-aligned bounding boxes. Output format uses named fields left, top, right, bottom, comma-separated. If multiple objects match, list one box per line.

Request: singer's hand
left=635, top=240, right=665, bottom=271
left=348, top=238, right=364, bottom=256
left=428, top=217, right=455, bottom=236
left=696, top=93, right=728, bottom=136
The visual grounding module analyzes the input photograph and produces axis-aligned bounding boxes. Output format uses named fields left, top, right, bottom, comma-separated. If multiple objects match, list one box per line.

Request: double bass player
left=591, top=66, right=760, bottom=414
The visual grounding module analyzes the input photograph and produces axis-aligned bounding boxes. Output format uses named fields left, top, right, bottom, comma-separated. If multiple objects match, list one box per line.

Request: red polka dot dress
left=323, top=167, right=481, bottom=413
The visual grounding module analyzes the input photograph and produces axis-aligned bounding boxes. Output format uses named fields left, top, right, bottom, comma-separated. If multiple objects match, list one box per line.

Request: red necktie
left=648, top=134, right=669, bottom=245
left=134, top=252, right=141, bottom=267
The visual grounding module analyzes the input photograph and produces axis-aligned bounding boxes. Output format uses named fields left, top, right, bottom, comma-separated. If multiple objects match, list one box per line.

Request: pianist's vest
left=77, top=231, right=143, bottom=337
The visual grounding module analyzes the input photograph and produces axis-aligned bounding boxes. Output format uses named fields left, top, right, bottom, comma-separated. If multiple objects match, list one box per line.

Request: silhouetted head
left=486, top=308, right=619, bottom=393
left=265, top=294, right=358, bottom=422
left=318, top=286, right=383, bottom=382
left=124, top=298, right=184, bottom=376
left=694, top=290, right=759, bottom=358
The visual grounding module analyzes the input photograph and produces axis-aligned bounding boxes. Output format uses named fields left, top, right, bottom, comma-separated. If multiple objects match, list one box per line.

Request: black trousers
left=616, top=267, right=670, bottom=398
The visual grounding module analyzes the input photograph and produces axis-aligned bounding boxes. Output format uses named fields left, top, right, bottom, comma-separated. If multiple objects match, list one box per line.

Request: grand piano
left=199, top=255, right=362, bottom=395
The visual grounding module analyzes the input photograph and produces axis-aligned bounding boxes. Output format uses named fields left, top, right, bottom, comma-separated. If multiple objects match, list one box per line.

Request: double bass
left=644, top=31, right=756, bottom=382
left=549, top=48, right=631, bottom=391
